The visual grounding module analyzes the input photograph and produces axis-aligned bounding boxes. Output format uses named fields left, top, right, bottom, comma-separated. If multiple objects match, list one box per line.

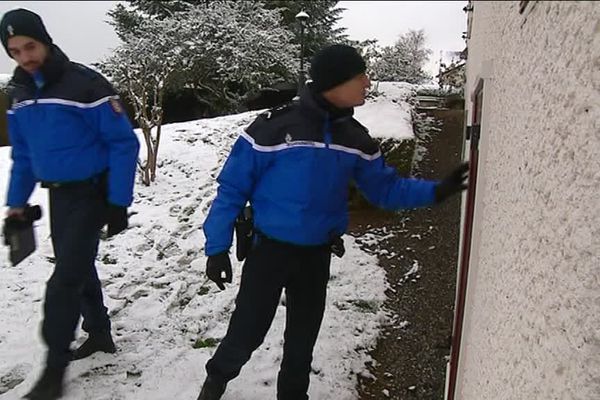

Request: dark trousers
left=43, top=181, right=110, bottom=368
left=206, top=235, right=331, bottom=400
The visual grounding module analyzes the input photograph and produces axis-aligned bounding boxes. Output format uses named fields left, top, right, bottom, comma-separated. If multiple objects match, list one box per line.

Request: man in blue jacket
left=198, top=44, right=468, bottom=400
left=0, top=9, right=140, bottom=400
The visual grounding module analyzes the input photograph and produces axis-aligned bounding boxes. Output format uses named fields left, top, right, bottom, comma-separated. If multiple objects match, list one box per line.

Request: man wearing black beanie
left=198, top=43, right=468, bottom=400
left=0, top=8, right=140, bottom=400
left=0, top=8, right=53, bottom=58
left=309, top=44, right=367, bottom=93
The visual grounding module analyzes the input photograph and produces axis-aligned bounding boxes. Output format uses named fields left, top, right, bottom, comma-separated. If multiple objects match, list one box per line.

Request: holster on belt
left=234, top=206, right=254, bottom=262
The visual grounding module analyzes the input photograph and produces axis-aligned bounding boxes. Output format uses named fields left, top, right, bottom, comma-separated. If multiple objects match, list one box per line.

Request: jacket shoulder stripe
left=12, top=95, right=118, bottom=110
left=241, top=130, right=381, bottom=159
left=329, top=144, right=382, bottom=161
left=240, top=130, right=326, bottom=152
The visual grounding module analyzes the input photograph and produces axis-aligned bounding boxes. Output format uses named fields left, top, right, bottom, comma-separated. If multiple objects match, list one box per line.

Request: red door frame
left=446, top=78, right=484, bottom=400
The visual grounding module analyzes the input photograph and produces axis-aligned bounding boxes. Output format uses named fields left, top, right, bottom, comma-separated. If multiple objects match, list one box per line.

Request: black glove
left=434, top=162, right=469, bottom=203
left=206, top=252, right=232, bottom=290
left=107, top=205, right=128, bottom=237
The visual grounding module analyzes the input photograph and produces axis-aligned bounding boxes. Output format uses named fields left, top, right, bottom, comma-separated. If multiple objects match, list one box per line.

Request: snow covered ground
left=354, top=81, right=416, bottom=141
left=0, top=82, right=415, bottom=399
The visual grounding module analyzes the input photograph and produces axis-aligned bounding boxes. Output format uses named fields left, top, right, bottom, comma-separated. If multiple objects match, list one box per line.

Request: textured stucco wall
left=457, top=1, right=600, bottom=399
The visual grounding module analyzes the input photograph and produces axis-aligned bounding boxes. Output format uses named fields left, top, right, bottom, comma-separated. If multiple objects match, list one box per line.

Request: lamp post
left=295, top=10, right=309, bottom=93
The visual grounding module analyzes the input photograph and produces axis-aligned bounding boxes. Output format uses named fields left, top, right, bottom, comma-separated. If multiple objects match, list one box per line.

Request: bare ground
left=350, top=107, right=465, bottom=400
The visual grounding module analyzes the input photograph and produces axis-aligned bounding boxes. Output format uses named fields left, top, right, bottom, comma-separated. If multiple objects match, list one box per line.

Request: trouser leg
left=277, top=247, right=331, bottom=400
left=206, top=238, right=287, bottom=382
left=42, top=184, right=106, bottom=368
left=80, top=264, right=111, bottom=334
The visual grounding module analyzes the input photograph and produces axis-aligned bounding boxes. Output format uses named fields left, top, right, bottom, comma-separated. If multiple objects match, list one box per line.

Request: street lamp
left=295, top=10, right=309, bottom=93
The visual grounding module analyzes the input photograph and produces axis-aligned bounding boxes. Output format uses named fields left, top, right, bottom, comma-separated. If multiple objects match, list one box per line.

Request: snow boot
left=71, top=330, right=116, bottom=360
left=22, top=366, right=65, bottom=400
left=197, top=375, right=227, bottom=400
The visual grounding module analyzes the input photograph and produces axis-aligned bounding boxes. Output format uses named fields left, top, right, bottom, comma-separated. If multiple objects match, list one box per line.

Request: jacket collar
left=12, top=45, right=69, bottom=90
left=298, top=85, right=354, bottom=123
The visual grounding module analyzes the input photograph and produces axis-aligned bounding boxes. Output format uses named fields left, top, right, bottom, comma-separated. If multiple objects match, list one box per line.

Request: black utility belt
left=40, top=172, right=106, bottom=189
left=256, top=231, right=344, bottom=258
left=255, top=230, right=332, bottom=250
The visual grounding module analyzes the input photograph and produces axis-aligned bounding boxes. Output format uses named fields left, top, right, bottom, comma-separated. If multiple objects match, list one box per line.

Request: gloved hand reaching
left=434, top=162, right=469, bottom=203
left=206, top=252, right=232, bottom=290
left=107, top=204, right=128, bottom=237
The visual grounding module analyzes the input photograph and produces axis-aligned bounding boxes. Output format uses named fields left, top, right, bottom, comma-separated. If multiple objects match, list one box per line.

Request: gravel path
left=351, top=106, right=465, bottom=400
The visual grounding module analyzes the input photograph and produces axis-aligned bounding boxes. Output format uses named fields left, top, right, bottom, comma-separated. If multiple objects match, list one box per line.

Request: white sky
left=0, top=1, right=120, bottom=74
left=0, top=1, right=467, bottom=77
left=337, top=1, right=468, bottom=76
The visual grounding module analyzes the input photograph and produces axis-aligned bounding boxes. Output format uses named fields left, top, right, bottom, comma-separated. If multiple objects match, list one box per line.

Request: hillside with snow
left=0, top=82, right=416, bottom=400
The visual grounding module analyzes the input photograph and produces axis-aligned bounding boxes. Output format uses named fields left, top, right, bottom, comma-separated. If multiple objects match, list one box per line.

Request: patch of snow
left=354, top=82, right=417, bottom=141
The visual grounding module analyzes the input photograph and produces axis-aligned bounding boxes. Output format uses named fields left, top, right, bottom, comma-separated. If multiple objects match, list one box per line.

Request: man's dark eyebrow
left=8, top=40, right=36, bottom=52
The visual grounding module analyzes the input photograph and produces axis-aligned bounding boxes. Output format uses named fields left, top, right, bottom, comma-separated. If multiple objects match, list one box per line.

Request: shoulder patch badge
left=109, top=98, right=123, bottom=114
left=264, top=103, right=295, bottom=120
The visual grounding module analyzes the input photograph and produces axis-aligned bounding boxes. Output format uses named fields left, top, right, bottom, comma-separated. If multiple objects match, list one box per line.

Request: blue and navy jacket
left=5, top=46, right=139, bottom=208
left=203, top=88, right=438, bottom=256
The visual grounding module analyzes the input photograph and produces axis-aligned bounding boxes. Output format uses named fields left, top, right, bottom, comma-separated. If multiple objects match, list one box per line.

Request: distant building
left=446, top=1, right=599, bottom=400
left=436, top=48, right=467, bottom=89
left=437, top=62, right=466, bottom=89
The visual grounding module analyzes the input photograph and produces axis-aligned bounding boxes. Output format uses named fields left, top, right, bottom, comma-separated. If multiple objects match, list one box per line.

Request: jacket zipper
left=323, top=114, right=332, bottom=148
left=33, top=71, right=44, bottom=104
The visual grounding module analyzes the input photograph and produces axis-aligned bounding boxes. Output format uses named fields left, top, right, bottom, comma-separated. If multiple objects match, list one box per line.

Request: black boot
left=197, top=375, right=227, bottom=400
left=71, top=331, right=116, bottom=360
left=23, top=367, right=65, bottom=400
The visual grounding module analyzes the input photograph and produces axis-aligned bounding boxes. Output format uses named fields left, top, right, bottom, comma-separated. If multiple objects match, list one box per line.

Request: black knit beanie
left=309, top=44, right=366, bottom=93
left=0, top=9, right=53, bottom=57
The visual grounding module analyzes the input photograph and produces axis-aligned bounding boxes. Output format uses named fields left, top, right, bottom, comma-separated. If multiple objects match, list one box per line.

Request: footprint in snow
left=0, top=363, right=29, bottom=395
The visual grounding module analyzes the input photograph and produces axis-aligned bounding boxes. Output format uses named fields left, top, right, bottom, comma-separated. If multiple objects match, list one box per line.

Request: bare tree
left=99, top=2, right=296, bottom=185
left=371, top=29, right=432, bottom=84
left=99, top=19, right=189, bottom=186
